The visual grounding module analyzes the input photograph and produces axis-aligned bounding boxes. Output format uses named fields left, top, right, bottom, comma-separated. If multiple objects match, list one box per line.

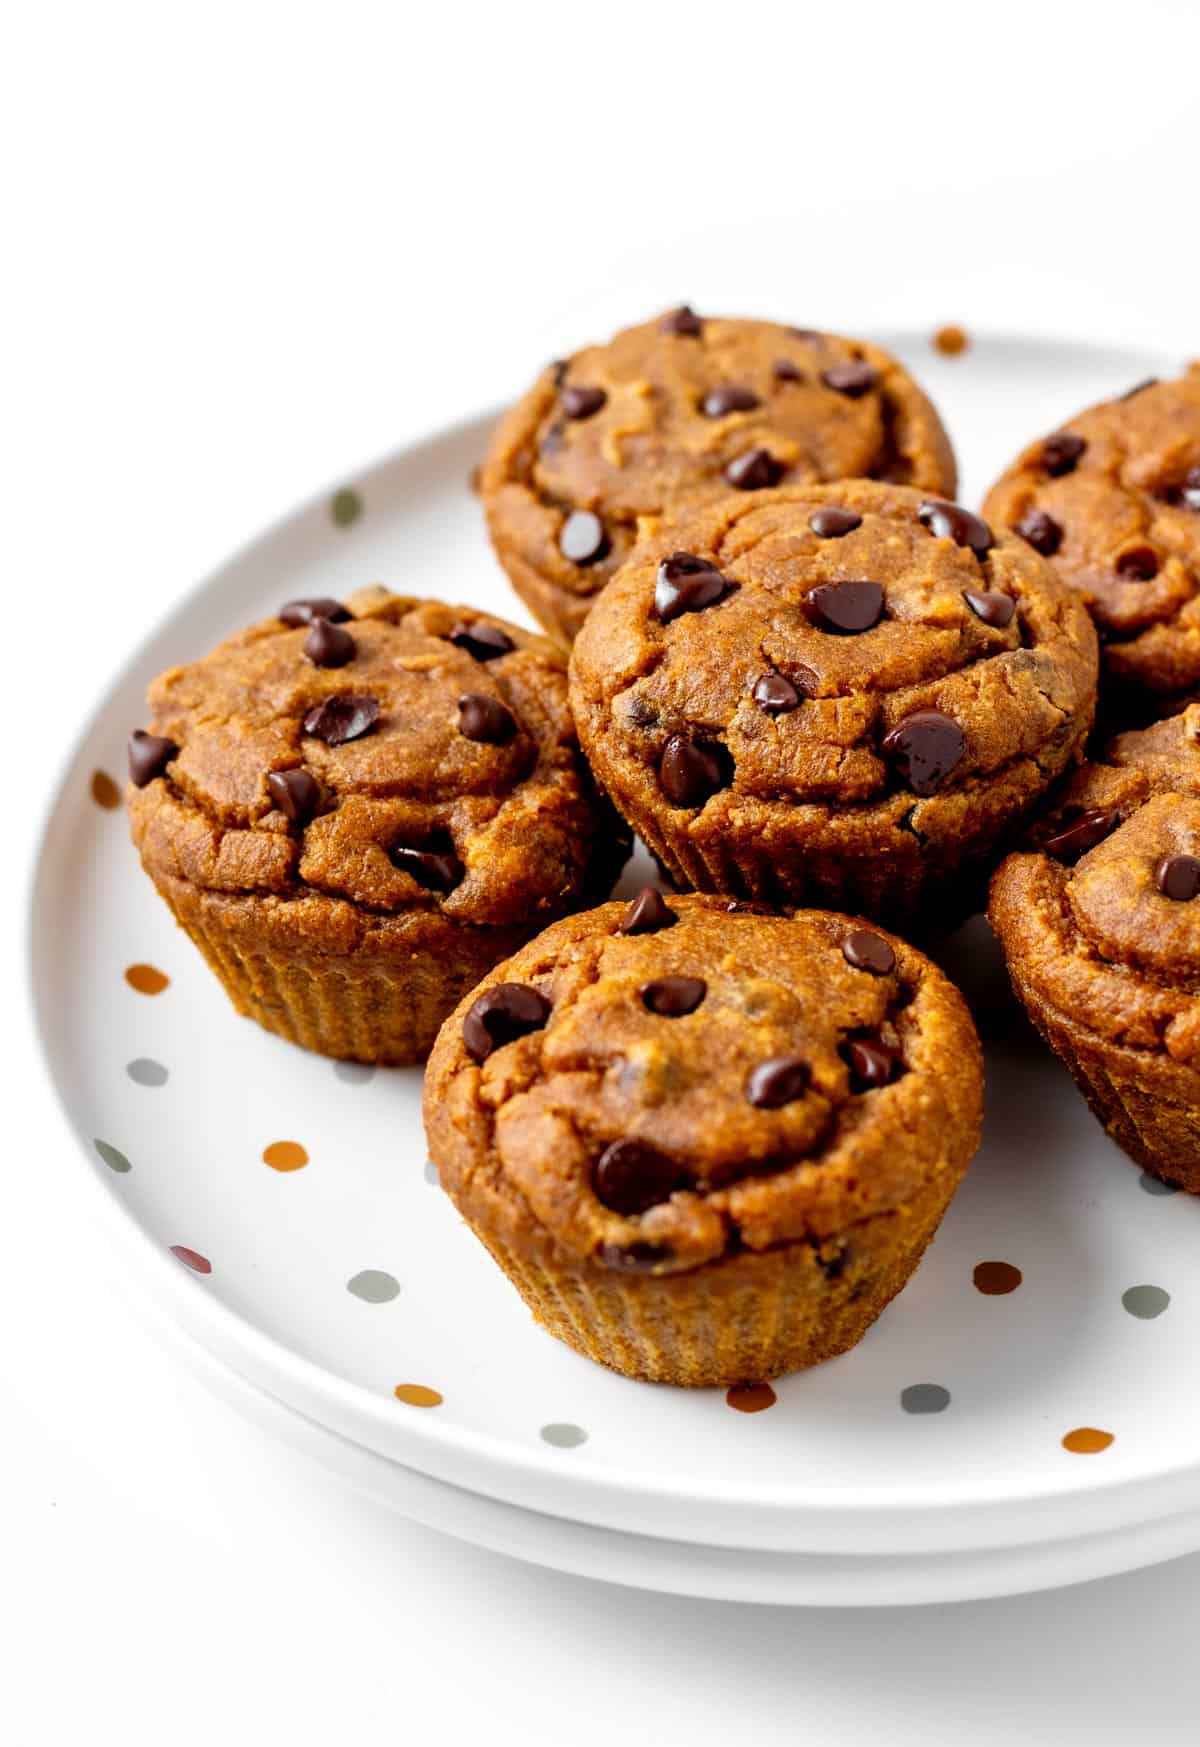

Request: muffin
left=424, top=893, right=983, bottom=1387
left=568, top=478, right=1099, bottom=932
left=984, top=366, right=1200, bottom=715
left=126, top=589, right=627, bottom=1064
left=481, top=309, right=957, bottom=646
left=990, top=703, right=1200, bottom=1190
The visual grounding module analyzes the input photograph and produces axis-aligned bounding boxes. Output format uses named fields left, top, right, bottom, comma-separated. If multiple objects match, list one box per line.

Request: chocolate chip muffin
left=984, top=367, right=1200, bottom=714
left=424, top=893, right=982, bottom=1386
left=568, top=479, right=1099, bottom=932
left=990, top=703, right=1200, bottom=1190
left=127, top=589, right=627, bottom=1064
left=481, top=309, right=957, bottom=647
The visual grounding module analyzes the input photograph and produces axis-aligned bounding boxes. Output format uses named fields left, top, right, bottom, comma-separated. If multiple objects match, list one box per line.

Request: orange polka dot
left=125, top=964, right=169, bottom=995
left=933, top=324, right=969, bottom=356
left=394, top=1384, right=442, bottom=1408
left=91, top=770, right=121, bottom=809
left=973, top=1260, right=1023, bottom=1295
left=262, top=1141, right=308, bottom=1172
left=726, top=1382, right=777, bottom=1413
left=1063, top=1426, right=1114, bottom=1454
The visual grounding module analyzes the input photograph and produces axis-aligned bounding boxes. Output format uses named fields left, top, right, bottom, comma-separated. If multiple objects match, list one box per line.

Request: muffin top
left=481, top=310, right=957, bottom=643
left=990, top=704, right=1200, bottom=1064
left=425, top=895, right=982, bottom=1275
left=127, top=589, right=617, bottom=928
left=983, top=367, right=1200, bottom=699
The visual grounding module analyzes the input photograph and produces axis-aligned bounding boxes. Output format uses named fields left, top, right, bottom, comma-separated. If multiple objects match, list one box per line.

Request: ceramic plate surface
left=31, top=331, right=1200, bottom=1589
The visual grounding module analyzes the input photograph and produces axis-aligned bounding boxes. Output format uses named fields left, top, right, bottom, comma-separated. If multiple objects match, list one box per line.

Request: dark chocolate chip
left=550, top=359, right=568, bottom=386
left=1156, top=853, right=1200, bottom=901
left=1116, top=545, right=1159, bottom=581
left=279, top=597, right=350, bottom=627
left=789, top=327, right=821, bottom=342
left=1182, top=467, right=1200, bottom=511
left=659, top=735, right=730, bottom=807
left=659, top=304, right=703, bottom=336
left=702, top=384, right=760, bottom=417
left=303, top=617, right=356, bottom=668
left=1042, top=807, right=1121, bottom=862
left=918, top=498, right=994, bottom=557
left=617, top=887, right=678, bottom=935
left=266, top=767, right=321, bottom=825
left=725, top=899, right=780, bottom=915
left=598, top=1240, right=672, bottom=1272
left=592, top=1138, right=681, bottom=1216
left=745, top=1054, right=811, bottom=1109
left=810, top=579, right=884, bottom=634
left=842, top=930, right=896, bottom=975
left=559, top=509, right=610, bottom=565
left=881, top=709, right=965, bottom=796
left=843, top=1036, right=900, bottom=1091
left=809, top=506, right=862, bottom=538
left=1014, top=508, right=1063, bottom=556
left=822, top=362, right=880, bottom=397
left=448, top=621, right=515, bottom=662
left=392, top=844, right=465, bottom=894
left=128, top=731, right=178, bottom=787
left=654, top=551, right=734, bottom=621
left=462, top=982, right=551, bottom=1063
left=458, top=692, right=517, bottom=744
left=561, top=384, right=607, bottom=420
left=724, top=448, right=784, bottom=490
left=963, top=589, right=1016, bottom=628
left=302, top=695, right=380, bottom=745
left=1121, top=378, right=1159, bottom=400
left=752, top=672, right=801, bottom=713
left=1041, top=432, right=1086, bottom=476
left=773, top=358, right=804, bottom=382
left=641, top=975, right=706, bottom=1017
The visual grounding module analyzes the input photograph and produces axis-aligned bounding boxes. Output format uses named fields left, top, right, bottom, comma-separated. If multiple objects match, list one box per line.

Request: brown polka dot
left=125, top=964, right=169, bottom=995
left=262, top=1140, right=309, bottom=1173
left=933, top=324, right=969, bottom=357
left=1062, top=1426, right=1114, bottom=1454
left=973, top=1260, right=1023, bottom=1295
left=394, top=1384, right=442, bottom=1408
left=91, top=770, right=121, bottom=809
left=726, top=1381, right=777, bottom=1413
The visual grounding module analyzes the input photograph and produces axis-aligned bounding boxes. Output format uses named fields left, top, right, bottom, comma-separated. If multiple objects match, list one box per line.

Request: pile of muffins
left=126, top=309, right=1200, bottom=1390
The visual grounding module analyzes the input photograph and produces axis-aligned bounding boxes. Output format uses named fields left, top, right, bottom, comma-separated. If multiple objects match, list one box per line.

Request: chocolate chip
left=448, top=621, right=515, bottom=662
left=724, top=448, right=784, bottom=490
left=1156, top=853, right=1200, bottom=901
left=659, top=304, right=703, bottom=336
left=752, top=672, right=801, bottom=713
left=458, top=692, right=517, bottom=744
left=641, top=975, right=706, bottom=1016
left=462, top=982, right=551, bottom=1063
left=1041, top=432, right=1086, bottom=476
left=1014, top=508, right=1062, bottom=556
left=1181, top=467, right=1200, bottom=511
left=702, top=384, right=760, bottom=417
left=549, top=359, right=568, bottom=386
left=659, top=735, right=730, bottom=807
left=618, top=887, right=678, bottom=935
left=842, top=930, right=896, bottom=975
left=279, top=597, right=350, bottom=627
left=963, top=589, right=1016, bottom=628
left=809, top=506, right=862, bottom=538
left=725, top=899, right=780, bottom=915
left=392, top=844, right=465, bottom=893
left=918, top=498, right=994, bottom=557
left=1042, top=807, right=1121, bottom=862
left=654, top=551, right=734, bottom=621
left=303, top=617, right=356, bottom=667
left=592, top=1139, right=681, bottom=1216
left=789, top=327, right=821, bottom=342
left=1116, top=545, right=1159, bottom=581
left=745, top=1055, right=811, bottom=1108
left=881, top=710, right=965, bottom=796
left=1121, top=378, right=1159, bottom=400
left=773, top=358, right=804, bottom=382
left=302, top=695, right=380, bottom=745
left=843, top=1036, right=900, bottom=1091
left=809, top=579, right=884, bottom=634
left=599, top=1240, right=672, bottom=1272
left=561, top=384, right=607, bottom=420
left=266, top=767, right=321, bottom=825
left=128, top=731, right=178, bottom=787
left=822, top=362, right=879, bottom=397
left=559, top=509, right=610, bottom=565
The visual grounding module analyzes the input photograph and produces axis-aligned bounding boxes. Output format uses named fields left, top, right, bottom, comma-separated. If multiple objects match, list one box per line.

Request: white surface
left=9, top=0, right=1200, bottom=1738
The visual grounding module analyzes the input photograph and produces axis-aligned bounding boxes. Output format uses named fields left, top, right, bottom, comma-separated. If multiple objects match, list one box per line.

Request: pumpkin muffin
left=481, top=309, right=957, bottom=646
left=984, top=366, right=1200, bottom=715
left=126, top=589, right=627, bottom=1064
left=990, top=703, right=1200, bottom=1190
left=424, top=893, right=983, bottom=1387
left=568, top=478, right=1099, bottom=932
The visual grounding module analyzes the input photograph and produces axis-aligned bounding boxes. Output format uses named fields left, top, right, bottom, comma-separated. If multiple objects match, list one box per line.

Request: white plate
left=30, top=330, right=1200, bottom=1598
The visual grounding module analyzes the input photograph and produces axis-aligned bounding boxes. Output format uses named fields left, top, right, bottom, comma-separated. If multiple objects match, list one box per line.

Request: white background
left=7, top=2, right=1200, bottom=1740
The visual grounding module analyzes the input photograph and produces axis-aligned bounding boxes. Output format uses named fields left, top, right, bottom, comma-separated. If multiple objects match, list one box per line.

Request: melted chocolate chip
left=641, top=975, right=706, bottom=1017
left=462, top=982, right=551, bottom=1063
left=599, top=1240, right=672, bottom=1272
left=809, top=506, right=862, bottom=539
left=659, top=735, right=730, bottom=807
left=963, top=589, right=1016, bottom=628
left=745, top=1054, right=811, bottom=1109
left=1181, top=467, right=1200, bottom=511
left=458, top=692, right=517, bottom=744
left=617, top=887, right=677, bottom=935
left=279, top=597, right=350, bottom=627
left=822, top=362, right=879, bottom=397
left=654, top=552, right=734, bottom=621
left=1156, top=853, right=1200, bottom=901
left=302, top=695, right=380, bottom=745
left=448, top=621, right=515, bottom=662
left=561, top=383, right=607, bottom=419
left=752, top=672, right=801, bottom=714
left=1041, top=432, right=1086, bottom=476
left=1116, top=545, right=1159, bottom=581
left=843, top=1036, right=900, bottom=1091
left=1014, top=508, right=1062, bottom=556
left=809, top=579, right=884, bottom=634
left=592, top=1139, right=681, bottom=1216
left=918, top=498, right=994, bottom=557
left=1042, top=807, right=1121, bottom=862
left=392, top=844, right=465, bottom=893
left=659, top=304, right=703, bottom=336
left=881, top=710, right=965, bottom=796
left=559, top=509, right=610, bottom=565
left=724, top=448, right=784, bottom=490
left=128, top=731, right=178, bottom=787
left=266, top=767, right=321, bottom=825
left=842, top=930, right=896, bottom=975
left=702, top=384, right=760, bottom=417
left=725, top=899, right=780, bottom=915
left=773, top=358, right=804, bottom=382
left=303, top=617, right=356, bottom=667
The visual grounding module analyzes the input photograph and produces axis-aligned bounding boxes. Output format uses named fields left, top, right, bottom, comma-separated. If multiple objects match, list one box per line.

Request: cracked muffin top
left=983, top=366, right=1200, bottom=705
left=568, top=478, right=1098, bottom=927
left=480, top=309, right=957, bottom=646
left=424, top=894, right=982, bottom=1275
left=126, top=588, right=621, bottom=929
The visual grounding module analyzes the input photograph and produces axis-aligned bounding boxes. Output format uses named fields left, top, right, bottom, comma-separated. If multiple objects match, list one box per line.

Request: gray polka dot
left=94, top=1139, right=131, bottom=1173
left=126, top=1058, right=168, bottom=1087
left=334, top=1060, right=376, bottom=1084
left=424, top=1158, right=440, bottom=1186
left=1122, top=1284, right=1171, bottom=1319
left=346, top=1268, right=401, bottom=1304
left=1139, top=1170, right=1180, bottom=1196
left=541, top=1423, right=588, bottom=1448
left=900, top=1383, right=950, bottom=1415
left=330, top=487, right=363, bottom=528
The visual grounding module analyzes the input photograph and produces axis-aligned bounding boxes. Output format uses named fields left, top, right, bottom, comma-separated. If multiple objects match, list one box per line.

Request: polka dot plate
left=30, top=332, right=1200, bottom=1603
